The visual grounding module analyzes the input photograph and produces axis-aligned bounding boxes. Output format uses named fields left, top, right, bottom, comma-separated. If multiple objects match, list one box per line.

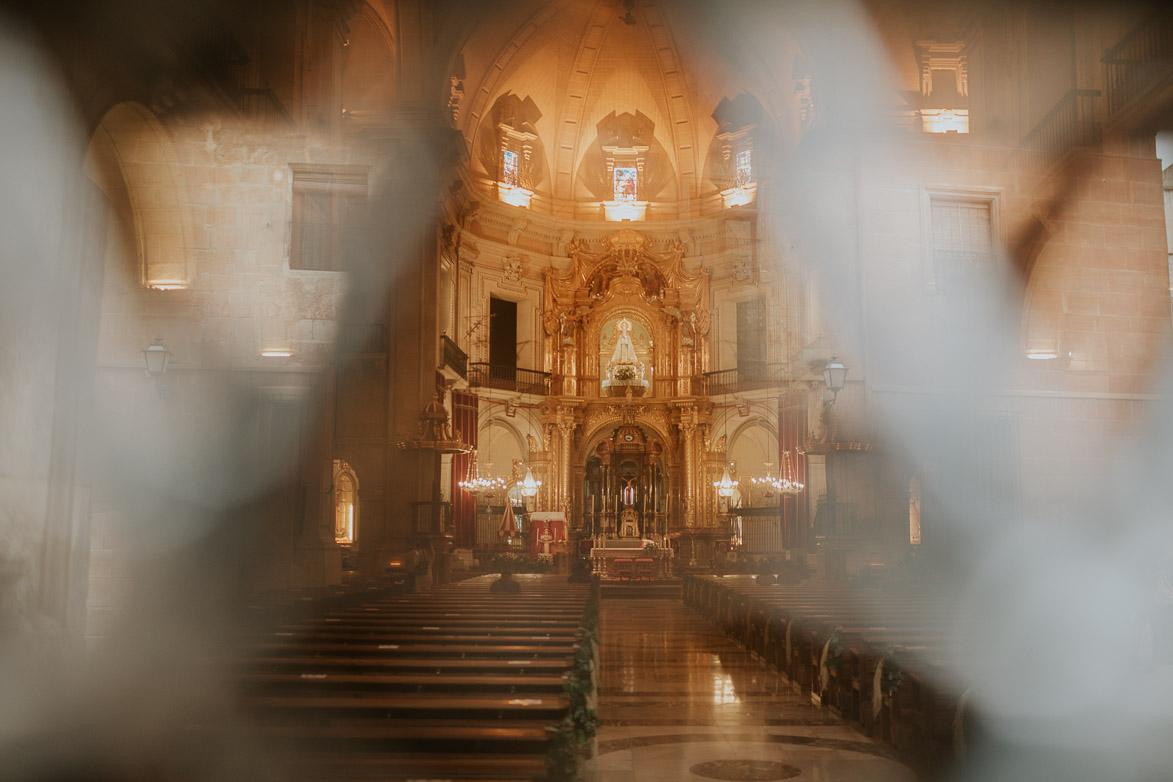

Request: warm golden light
left=1026, top=351, right=1058, bottom=360
left=714, top=465, right=735, bottom=498
left=603, top=200, right=647, bottom=221
left=260, top=349, right=294, bottom=358
left=921, top=108, right=969, bottom=134
left=147, top=280, right=188, bottom=291
left=498, top=183, right=533, bottom=208
left=721, top=184, right=755, bottom=208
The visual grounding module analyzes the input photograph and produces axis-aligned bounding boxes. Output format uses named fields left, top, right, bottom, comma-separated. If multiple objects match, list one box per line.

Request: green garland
left=545, top=718, right=578, bottom=781
left=824, top=630, right=844, bottom=673
left=878, top=646, right=904, bottom=695
left=546, top=575, right=602, bottom=779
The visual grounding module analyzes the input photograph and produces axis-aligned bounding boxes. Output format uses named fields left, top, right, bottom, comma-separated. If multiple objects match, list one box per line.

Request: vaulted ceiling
left=445, top=0, right=811, bottom=205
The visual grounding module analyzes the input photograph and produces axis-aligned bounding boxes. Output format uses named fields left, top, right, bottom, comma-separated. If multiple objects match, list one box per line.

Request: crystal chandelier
left=458, top=449, right=508, bottom=497
left=521, top=466, right=541, bottom=498
left=751, top=451, right=804, bottom=496
left=751, top=462, right=783, bottom=493
left=713, top=464, right=736, bottom=498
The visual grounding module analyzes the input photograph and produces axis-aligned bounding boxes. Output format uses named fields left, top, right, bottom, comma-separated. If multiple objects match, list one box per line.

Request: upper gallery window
left=614, top=167, right=638, bottom=202
left=735, top=150, right=752, bottom=188
left=502, top=149, right=520, bottom=188
left=930, top=196, right=993, bottom=293
left=290, top=165, right=368, bottom=271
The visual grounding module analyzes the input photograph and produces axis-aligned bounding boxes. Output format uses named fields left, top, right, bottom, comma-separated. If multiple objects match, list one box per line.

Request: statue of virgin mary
left=607, top=317, right=646, bottom=384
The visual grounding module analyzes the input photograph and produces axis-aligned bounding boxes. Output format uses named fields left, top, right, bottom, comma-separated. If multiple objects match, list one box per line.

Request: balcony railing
left=1020, top=89, right=1102, bottom=174
left=440, top=335, right=467, bottom=379
left=339, top=323, right=388, bottom=354
left=468, top=363, right=551, bottom=396
left=703, top=362, right=787, bottom=396
left=1103, top=7, right=1173, bottom=119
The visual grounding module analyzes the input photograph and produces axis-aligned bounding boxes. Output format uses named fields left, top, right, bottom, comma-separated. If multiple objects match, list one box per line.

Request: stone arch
left=583, top=417, right=670, bottom=457
left=342, top=3, right=398, bottom=126
left=478, top=415, right=528, bottom=477
left=85, top=101, right=192, bottom=289
left=1016, top=215, right=1063, bottom=359
left=725, top=416, right=779, bottom=477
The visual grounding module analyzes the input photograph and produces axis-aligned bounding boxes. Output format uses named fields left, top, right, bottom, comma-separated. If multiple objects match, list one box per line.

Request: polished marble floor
left=582, top=598, right=916, bottom=782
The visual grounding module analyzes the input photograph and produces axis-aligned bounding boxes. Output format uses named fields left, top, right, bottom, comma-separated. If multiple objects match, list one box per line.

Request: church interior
left=2, top=0, right=1173, bottom=779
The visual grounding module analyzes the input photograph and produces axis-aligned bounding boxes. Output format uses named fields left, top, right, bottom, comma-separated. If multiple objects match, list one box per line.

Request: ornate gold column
left=680, top=406, right=697, bottom=528
left=558, top=414, right=575, bottom=512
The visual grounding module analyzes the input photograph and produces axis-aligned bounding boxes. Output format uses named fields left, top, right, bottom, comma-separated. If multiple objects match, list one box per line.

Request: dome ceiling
left=455, top=0, right=807, bottom=206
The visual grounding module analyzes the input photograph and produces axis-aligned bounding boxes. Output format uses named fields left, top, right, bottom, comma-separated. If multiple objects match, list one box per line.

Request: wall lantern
left=143, top=336, right=171, bottom=397
left=823, top=355, right=847, bottom=399
left=143, top=336, right=171, bottom=376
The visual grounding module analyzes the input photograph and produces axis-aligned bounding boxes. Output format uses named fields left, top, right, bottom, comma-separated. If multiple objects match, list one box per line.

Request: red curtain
left=779, top=392, right=808, bottom=550
left=451, top=391, right=479, bottom=548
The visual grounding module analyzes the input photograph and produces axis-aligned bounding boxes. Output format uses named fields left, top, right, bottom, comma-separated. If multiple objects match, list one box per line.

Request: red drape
left=779, top=392, right=808, bottom=550
left=451, top=390, right=479, bottom=548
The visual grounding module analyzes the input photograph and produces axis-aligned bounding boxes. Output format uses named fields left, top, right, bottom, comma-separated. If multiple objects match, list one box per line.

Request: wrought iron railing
left=468, top=363, right=551, bottom=395
left=411, top=501, right=453, bottom=536
left=1103, top=7, right=1173, bottom=118
left=241, top=88, right=296, bottom=129
left=339, top=323, right=388, bottom=354
left=702, top=362, right=786, bottom=396
left=440, top=335, right=467, bottom=379
left=1020, top=89, right=1102, bottom=174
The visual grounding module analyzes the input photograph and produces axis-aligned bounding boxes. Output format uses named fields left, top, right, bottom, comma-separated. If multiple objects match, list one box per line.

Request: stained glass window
left=735, top=150, right=752, bottom=188
left=502, top=149, right=519, bottom=187
left=613, top=166, right=638, bottom=202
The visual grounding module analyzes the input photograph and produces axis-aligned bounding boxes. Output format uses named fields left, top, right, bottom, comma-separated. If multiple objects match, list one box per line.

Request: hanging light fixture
left=778, top=450, right=804, bottom=495
left=752, top=462, right=783, bottom=493
left=714, top=464, right=735, bottom=498
left=458, top=449, right=507, bottom=496
left=521, top=465, right=541, bottom=498
left=713, top=391, right=737, bottom=501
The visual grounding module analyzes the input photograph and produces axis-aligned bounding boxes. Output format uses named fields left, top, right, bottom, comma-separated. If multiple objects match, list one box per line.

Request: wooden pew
left=683, top=574, right=959, bottom=775
left=215, top=574, right=599, bottom=781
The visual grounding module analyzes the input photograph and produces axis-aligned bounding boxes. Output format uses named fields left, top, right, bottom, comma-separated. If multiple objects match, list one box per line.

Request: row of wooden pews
left=218, top=574, right=600, bottom=781
left=684, top=575, right=960, bottom=774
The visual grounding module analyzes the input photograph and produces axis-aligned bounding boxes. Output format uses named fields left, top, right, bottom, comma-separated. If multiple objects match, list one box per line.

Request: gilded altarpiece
left=539, top=229, right=723, bottom=536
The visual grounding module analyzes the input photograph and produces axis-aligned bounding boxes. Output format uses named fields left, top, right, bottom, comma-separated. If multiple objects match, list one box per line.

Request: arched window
left=909, top=474, right=922, bottom=546
left=334, top=462, right=358, bottom=545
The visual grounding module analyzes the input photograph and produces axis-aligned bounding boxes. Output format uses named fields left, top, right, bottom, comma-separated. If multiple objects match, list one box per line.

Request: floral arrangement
left=614, top=365, right=636, bottom=381
left=643, top=541, right=659, bottom=553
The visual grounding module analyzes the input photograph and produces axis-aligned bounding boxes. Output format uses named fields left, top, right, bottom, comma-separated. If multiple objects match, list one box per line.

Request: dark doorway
left=489, top=297, right=517, bottom=381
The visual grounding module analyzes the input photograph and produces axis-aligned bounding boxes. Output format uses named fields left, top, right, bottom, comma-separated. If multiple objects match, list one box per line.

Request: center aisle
left=582, top=598, right=917, bottom=782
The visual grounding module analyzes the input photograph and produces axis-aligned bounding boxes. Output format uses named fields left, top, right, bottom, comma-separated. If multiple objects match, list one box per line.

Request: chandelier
left=521, top=466, right=542, bottom=498
left=458, top=449, right=508, bottom=497
left=713, top=464, right=737, bottom=498
left=751, top=452, right=804, bottom=496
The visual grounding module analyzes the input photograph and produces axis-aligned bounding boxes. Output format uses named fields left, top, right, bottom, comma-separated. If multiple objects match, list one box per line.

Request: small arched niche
left=333, top=459, right=359, bottom=545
